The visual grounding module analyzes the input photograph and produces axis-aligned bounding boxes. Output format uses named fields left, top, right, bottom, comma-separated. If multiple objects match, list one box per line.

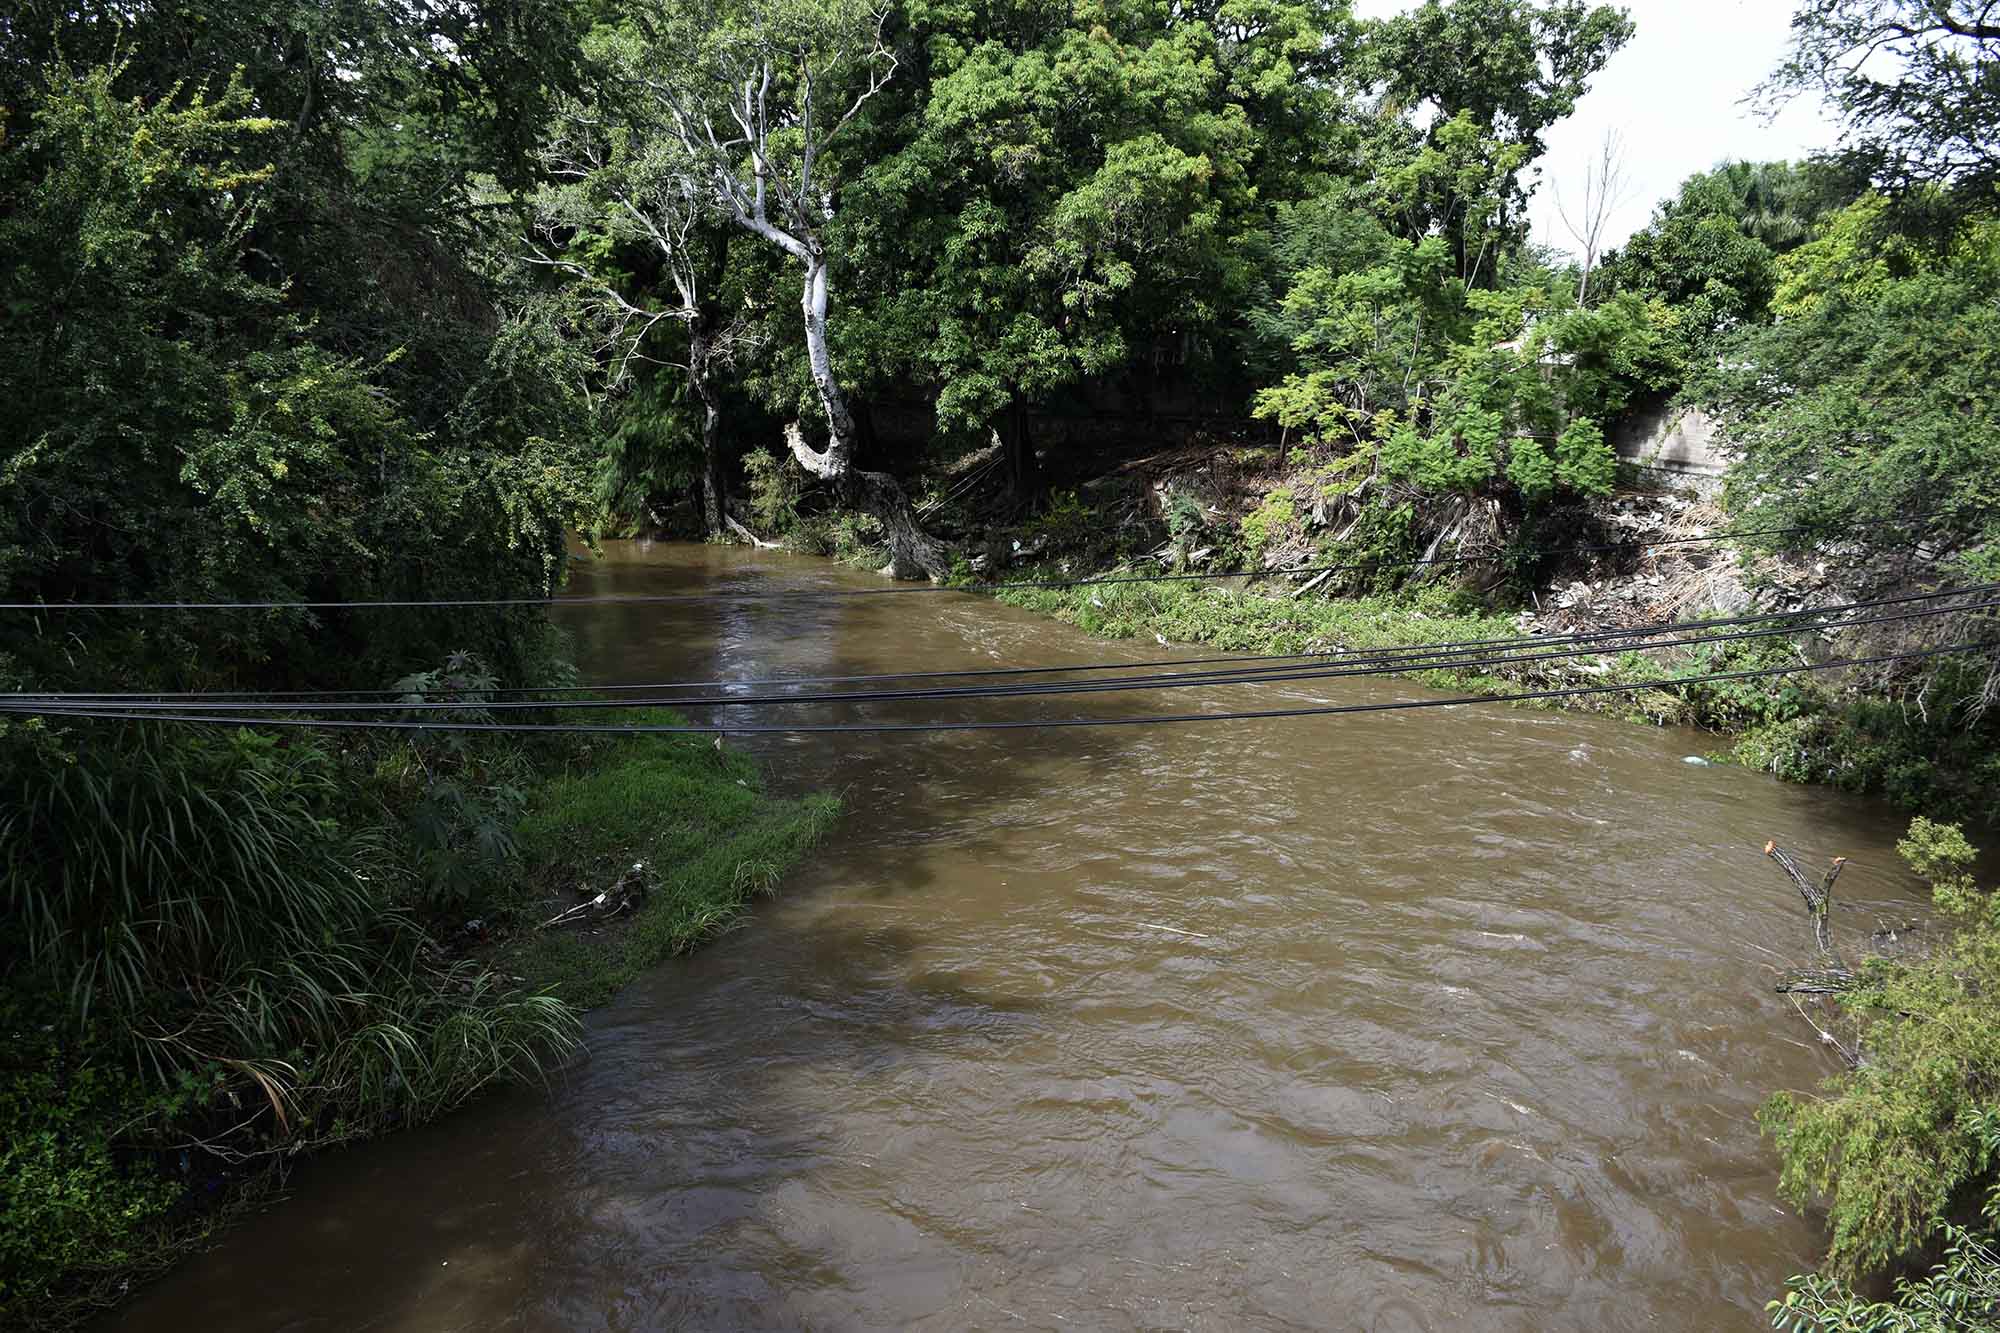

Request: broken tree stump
left=1765, top=839, right=1856, bottom=995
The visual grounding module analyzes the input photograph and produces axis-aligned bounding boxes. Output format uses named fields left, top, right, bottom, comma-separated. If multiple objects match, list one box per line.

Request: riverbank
left=0, top=706, right=835, bottom=1331
left=751, top=434, right=1998, bottom=826
left=992, top=555, right=1998, bottom=826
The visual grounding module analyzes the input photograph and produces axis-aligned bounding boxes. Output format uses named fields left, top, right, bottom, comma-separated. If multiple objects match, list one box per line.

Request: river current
left=113, top=541, right=1928, bottom=1331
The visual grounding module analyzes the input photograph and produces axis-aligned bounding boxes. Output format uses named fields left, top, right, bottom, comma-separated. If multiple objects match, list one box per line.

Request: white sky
left=1354, top=0, right=1843, bottom=252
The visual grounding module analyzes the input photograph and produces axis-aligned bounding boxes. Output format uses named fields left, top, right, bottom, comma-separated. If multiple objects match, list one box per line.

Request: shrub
left=742, top=449, right=805, bottom=535
left=0, top=1013, right=181, bottom=1326
left=1239, top=486, right=1298, bottom=563
left=1761, top=819, right=2000, bottom=1317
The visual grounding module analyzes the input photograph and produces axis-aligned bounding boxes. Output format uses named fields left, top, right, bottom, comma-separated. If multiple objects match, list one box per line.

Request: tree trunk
left=784, top=423, right=951, bottom=581
left=690, top=330, right=728, bottom=542
left=999, top=396, right=1038, bottom=501
left=791, top=255, right=949, bottom=581
left=799, top=257, right=859, bottom=467
left=857, top=468, right=952, bottom=580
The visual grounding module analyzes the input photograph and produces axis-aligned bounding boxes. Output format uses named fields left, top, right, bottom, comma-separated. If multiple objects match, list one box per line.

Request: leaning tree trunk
left=791, top=255, right=950, bottom=581
left=784, top=424, right=951, bottom=581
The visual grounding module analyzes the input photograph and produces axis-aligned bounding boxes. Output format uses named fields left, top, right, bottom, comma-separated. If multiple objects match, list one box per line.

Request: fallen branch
left=1290, top=568, right=1336, bottom=599
left=540, top=862, right=649, bottom=930
left=725, top=513, right=782, bottom=549
left=1765, top=838, right=1862, bottom=1066
left=1767, top=839, right=1850, bottom=966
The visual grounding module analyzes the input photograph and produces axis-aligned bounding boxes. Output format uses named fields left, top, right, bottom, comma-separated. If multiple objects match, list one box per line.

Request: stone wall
left=1611, top=396, right=1729, bottom=479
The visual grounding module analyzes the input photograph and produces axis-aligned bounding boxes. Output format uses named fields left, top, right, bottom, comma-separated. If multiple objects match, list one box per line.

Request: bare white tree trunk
left=660, top=12, right=947, bottom=581
left=1554, top=128, right=1632, bottom=306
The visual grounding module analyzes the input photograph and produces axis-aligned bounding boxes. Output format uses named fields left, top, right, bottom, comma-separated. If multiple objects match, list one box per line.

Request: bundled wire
left=16, top=583, right=1995, bottom=707
left=3, top=641, right=1988, bottom=736
left=6, top=606, right=1992, bottom=736
left=0, top=524, right=1824, bottom=612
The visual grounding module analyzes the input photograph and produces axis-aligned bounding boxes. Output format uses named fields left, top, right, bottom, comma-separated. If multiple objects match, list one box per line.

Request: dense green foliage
left=0, top=4, right=597, bottom=689
left=551, top=0, right=1639, bottom=534
left=0, top=3, right=837, bottom=1325
left=1763, top=822, right=2000, bottom=1329
left=4, top=0, right=2000, bottom=1321
left=1706, top=206, right=2000, bottom=571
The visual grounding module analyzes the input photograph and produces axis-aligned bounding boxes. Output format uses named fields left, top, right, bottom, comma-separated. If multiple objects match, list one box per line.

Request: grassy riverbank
left=0, top=706, right=835, bottom=1331
left=998, top=570, right=1761, bottom=727
left=992, top=560, right=2000, bottom=827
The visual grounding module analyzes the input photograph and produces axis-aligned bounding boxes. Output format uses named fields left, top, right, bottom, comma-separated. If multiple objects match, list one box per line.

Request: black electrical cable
left=6, top=641, right=1991, bottom=737
left=18, top=582, right=1996, bottom=704
left=22, top=593, right=1996, bottom=715
left=0, top=525, right=1825, bottom=612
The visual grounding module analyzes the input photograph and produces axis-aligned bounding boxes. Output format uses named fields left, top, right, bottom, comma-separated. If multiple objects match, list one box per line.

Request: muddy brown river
left=114, top=542, right=1932, bottom=1331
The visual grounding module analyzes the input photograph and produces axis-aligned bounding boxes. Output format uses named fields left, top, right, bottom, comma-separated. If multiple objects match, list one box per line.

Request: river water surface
left=115, top=542, right=1931, bottom=1331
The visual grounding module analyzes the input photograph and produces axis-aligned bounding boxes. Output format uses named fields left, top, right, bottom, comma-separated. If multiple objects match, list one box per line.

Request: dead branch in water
left=1765, top=839, right=1863, bottom=1065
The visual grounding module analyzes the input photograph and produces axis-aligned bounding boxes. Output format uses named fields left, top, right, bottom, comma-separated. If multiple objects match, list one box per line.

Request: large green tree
left=842, top=1, right=1346, bottom=490
left=0, top=2, right=596, bottom=688
left=598, top=0, right=953, bottom=577
left=1704, top=205, right=2000, bottom=574
left=1766, top=0, right=2000, bottom=207
left=1361, top=0, right=1634, bottom=279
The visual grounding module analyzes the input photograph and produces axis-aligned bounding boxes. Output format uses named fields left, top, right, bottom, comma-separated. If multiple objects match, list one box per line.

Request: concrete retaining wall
left=1611, top=398, right=1729, bottom=478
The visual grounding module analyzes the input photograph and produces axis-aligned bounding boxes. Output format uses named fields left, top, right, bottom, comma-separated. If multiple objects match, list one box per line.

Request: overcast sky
left=1354, top=0, right=1843, bottom=253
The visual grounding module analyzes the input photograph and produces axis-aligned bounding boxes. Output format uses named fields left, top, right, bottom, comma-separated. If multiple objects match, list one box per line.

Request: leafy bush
left=1731, top=695, right=2000, bottom=829
left=742, top=448, right=806, bottom=535
left=1239, top=486, right=1298, bottom=563
left=1, top=1014, right=181, bottom=1326
left=1163, top=489, right=1211, bottom=568
left=1771, top=1111, right=2000, bottom=1332
left=1028, top=490, right=1101, bottom=550
left=1761, top=819, right=2000, bottom=1307
left=1, top=727, right=380, bottom=1035
left=1705, top=201, right=2000, bottom=573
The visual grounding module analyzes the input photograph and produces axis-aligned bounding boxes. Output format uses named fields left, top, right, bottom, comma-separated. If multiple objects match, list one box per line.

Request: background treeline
left=4, top=0, right=2000, bottom=1328
left=546, top=0, right=2000, bottom=825
left=537, top=0, right=1998, bottom=581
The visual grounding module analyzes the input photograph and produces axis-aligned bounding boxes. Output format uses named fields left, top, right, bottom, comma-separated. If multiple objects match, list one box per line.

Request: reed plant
left=0, top=724, right=579, bottom=1138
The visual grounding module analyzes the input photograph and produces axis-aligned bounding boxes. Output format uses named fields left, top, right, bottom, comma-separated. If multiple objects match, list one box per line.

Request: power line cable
left=20, top=593, right=1994, bottom=715
left=7, top=640, right=1990, bottom=737
left=18, top=582, right=1996, bottom=704
left=0, top=525, right=1827, bottom=612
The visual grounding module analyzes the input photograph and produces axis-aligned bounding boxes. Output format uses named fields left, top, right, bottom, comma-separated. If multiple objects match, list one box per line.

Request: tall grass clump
left=0, top=721, right=582, bottom=1325
left=1, top=724, right=580, bottom=1121
left=4, top=726, right=381, bottom=1034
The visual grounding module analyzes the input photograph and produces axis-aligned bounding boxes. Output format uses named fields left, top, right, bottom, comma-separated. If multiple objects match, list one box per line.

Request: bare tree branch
left=1552, top=128, right=1631, bottom=305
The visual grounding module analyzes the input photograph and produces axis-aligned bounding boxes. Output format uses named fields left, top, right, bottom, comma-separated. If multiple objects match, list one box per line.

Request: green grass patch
left=996, top=573, right=1690, bottom=724
left=501, top=712, right=840, bottom=1008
